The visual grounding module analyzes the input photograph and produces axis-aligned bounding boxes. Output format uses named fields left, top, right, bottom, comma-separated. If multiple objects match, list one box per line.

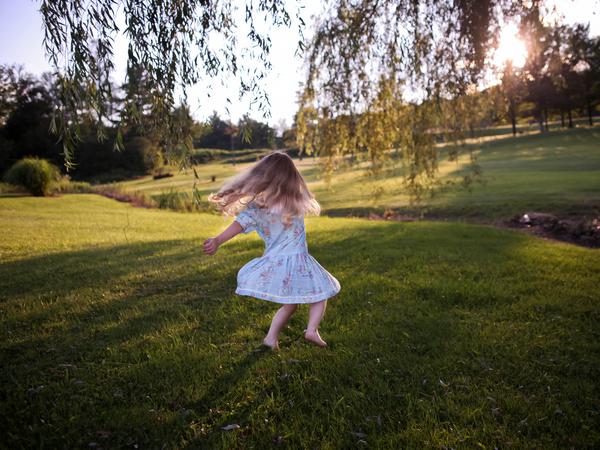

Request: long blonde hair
left=208, top=151, right=320, bottom=220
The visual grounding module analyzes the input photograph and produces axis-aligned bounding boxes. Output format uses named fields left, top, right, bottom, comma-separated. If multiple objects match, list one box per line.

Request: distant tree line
left=501, top=21, right=600, bottom=135
left=0, top=66, right=166, bottom=180
left=196, top=112, right=277, bottom=150
left=0, top=65, right=285, bottom=181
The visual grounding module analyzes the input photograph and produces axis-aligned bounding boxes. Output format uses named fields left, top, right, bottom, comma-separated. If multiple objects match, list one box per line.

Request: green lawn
left=1, top=194, right=599, bottom=448
left=111, top=127, right=600, bottom=222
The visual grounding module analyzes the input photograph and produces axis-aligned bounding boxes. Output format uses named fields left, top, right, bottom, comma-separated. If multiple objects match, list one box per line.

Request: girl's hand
left=203, top=237, right=220, bottom=255
left=202, top=222, right=242, bottom=256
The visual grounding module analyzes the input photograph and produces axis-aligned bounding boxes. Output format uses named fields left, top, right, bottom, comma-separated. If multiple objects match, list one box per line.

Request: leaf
left=221, top=424, right=240, bottom=431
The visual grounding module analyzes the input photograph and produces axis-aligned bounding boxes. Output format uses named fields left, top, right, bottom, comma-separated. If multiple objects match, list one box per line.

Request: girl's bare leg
left=263, top=304, right=298, bottom=350
left=304, top=300, right=328, bottom=347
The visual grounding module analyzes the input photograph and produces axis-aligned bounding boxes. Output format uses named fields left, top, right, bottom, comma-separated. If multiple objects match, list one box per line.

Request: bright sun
left=493, top=22, right=528, bottom=68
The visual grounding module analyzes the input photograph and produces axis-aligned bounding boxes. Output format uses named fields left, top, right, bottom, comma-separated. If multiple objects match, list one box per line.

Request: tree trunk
left=510, top=100, right=517, bottom=136
left=538, top=107, right=544, bottom=132
left=544, top=108, right=549, bottom=132
left=588, top=100, right=593, bottom=126
left=568, top=109, right=573, bottom=128
left=560, top=110, right=565, bottom=128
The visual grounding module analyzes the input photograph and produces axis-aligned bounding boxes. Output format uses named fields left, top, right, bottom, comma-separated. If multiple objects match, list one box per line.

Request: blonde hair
left=208, top=151, right=320, bottom=220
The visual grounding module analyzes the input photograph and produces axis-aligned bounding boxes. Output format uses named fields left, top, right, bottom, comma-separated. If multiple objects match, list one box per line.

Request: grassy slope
left=1, top=195, right=599, bottom=448
left=113, top=127, right=600, bottom=221
left=306, top=126, right=600, bottom=219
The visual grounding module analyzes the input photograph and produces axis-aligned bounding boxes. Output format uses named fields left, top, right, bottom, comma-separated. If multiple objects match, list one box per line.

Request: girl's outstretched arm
left=203, top=221, right=244, bottom=255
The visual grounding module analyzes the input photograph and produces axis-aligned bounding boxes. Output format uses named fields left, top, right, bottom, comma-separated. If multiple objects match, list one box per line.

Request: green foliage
left=0, top=65, right=62, bottom=174
left=66, top=132, right=164, bottom=181
left=297, top=1, right=600, bottom=200
left=3, top=157, right=61, bottom=196
left=51, top=178, right=92, bottom=194
left=297, top=0, right=529, bottom=194
left=39, top=0, right=302, bottom=168
left=122, top=136, right=164, bottom=174
left=0, top=181, right=24, bottom=195
left=24, top=0, right=600, bottom=205
left=194, top=112, right=277, bottom=151
left=0, top=135, right=15, bottom=173
left=236, top=114, right=276, bottom=149
left=92, top=183, right=214, bottom=213
left=520, top=17, right=600, bottom=131
left=153, top=188, right=198, bottom=212
left=38, top=0, right=548, bottom=189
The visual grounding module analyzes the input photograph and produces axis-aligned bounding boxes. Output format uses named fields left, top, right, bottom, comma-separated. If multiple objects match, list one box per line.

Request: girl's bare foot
left=304, top=329, right=327, bottom=347
left=262, top=337, right=279, bottom=351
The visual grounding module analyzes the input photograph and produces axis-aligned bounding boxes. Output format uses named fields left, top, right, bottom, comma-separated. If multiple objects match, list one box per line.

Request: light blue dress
left=234, top=202, right=341, bottom=304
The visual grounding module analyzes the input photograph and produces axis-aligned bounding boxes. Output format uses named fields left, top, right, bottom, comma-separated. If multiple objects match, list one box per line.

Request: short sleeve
left=234, top=206, right=257, bottom=234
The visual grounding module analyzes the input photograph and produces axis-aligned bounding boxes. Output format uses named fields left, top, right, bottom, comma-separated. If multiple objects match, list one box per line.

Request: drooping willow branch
left=40, top=0, right=303, bottom=170
left=296, top=0, right=532, bottom=201
left=40, top=0, right=558, bottom=207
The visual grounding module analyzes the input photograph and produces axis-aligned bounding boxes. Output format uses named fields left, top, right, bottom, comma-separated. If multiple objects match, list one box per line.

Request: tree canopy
left=39, top=0, right=599, bottom=199
left=40, top=0, right=302, bottom=169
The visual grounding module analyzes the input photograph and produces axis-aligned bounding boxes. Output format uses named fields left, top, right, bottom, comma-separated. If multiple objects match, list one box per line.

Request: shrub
left=122, top=137, right=164, bottom=174
left=153, top=188, right=214, bottom=213
left=3, top=157, right=61, bottom=196
left=52, top=177, right=93, bottom=194
left=154, top=188, right=194, bottom=212
left=0, top=182, right=26, bottom=195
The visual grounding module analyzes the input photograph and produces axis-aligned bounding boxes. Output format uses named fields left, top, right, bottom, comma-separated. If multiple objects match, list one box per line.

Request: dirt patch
left=365, top=209, right=600, bottom=249
left=94, top=187, right=155, bottom=209
left=368, top=210, right=418, bottom=222
left=502, top=212, right=600, bottom=249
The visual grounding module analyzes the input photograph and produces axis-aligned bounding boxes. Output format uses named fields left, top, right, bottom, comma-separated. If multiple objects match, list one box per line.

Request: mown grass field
left=112, top=127, right=600, bottom=221
left=1, top=194, right=599, bottom=448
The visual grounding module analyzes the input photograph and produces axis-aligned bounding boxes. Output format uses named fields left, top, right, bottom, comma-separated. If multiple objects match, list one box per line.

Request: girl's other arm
left=203, top=221, right=244, bottom=255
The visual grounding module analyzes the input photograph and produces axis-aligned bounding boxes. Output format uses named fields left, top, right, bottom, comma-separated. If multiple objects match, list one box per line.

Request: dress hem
left=235, top=286, right=340, bottom=304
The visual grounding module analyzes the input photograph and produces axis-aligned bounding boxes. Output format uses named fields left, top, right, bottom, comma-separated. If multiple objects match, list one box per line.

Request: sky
left=0, top=0, right=599, bottom=128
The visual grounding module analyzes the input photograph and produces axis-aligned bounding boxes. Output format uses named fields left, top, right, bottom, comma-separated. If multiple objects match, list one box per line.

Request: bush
left=153, top=188, right=215, bottom=213
left=3, top=157, right=61, bottom=196
left=154, top=188, right=195, bottom=212
left=0, top=182, right=26, bottom=195
left=122, top=137, right=164, bottom=174
left=52, top=177, right=93, bottom=194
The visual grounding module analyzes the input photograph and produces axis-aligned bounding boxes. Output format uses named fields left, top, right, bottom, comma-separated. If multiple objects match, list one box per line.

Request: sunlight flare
left=493, top=22, right=528, bottom=68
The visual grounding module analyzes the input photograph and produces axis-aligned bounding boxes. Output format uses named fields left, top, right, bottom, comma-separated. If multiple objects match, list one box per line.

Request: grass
left=465, top=116, right=593, bottom=140
left=112, top=162, right=238, bottom=204
left=109, top=127, right=600, bottom=222
left=1, top=194, right=599, bottom=448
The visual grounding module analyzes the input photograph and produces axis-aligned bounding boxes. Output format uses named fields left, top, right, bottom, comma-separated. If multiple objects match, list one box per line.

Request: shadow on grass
left=2, top=221, right=598, bottom=447
left=1, top=239, right=262, bottom=354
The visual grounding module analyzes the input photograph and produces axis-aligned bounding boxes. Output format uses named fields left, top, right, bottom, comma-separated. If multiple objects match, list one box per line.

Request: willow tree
left=40, top=0, right=554, bottom=200
left=295, top=0, right=547, bottom=202
left=40, top=0, right=303, bottom=170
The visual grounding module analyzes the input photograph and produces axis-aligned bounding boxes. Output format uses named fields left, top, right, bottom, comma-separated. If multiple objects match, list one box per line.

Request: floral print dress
left=234, top=202, right=341, bottom=304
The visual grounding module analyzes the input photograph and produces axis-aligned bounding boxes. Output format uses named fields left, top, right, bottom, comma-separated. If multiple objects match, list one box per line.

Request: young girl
left=203, top=151, right=340, bottom=350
